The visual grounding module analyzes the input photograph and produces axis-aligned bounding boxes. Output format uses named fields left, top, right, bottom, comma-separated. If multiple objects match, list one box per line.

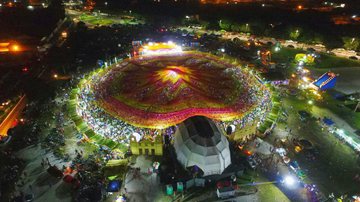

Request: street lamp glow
left=53, top=74, right=58, bottom=79
left=308, top=100, right=314, bottom=105
left=61, top=31, right=68, bottom=38
left=283, top=175, right=296, bottom=186
left=302, top=76, right=309, bottom=82
left=10, top=44, right=20, bottom=52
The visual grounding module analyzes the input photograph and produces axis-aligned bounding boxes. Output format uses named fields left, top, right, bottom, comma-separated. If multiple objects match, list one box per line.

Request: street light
left=61, top=31, right=68, bottom=38
left=53, top=74, right=58, bottom=79
left=283, top=175, right=296, bottom=187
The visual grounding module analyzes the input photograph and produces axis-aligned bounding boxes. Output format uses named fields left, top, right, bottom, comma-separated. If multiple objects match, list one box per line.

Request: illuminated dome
left=173, top=116, right=231, bottom=176
left=91, top=51, right=269, bottom=129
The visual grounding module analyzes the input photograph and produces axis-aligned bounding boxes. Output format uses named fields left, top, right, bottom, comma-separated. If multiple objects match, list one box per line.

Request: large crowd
left=76, top=74, right=160, bottom=145
left=75, top=52, right=272, bottom=144
left=218, top=67, right=272, bottom=130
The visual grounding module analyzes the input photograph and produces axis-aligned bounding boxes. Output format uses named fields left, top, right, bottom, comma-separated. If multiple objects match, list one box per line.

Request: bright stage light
left=140, top=42, right=182, bottom=56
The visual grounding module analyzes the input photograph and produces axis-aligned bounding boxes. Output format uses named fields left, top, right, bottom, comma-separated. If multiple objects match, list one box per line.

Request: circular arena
left=74, top=51, right=271, bottom=145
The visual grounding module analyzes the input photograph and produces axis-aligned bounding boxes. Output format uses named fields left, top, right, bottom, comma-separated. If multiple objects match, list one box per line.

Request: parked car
left=298, top=110, right=311, bottom=121
left=247, top=155, right=259, bottom=169
left=349, top=56, right=358, bottom=60
left=0, top=136, right=12, bottom=147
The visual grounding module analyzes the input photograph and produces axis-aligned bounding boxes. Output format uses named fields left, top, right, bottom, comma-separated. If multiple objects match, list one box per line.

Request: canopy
left=63, top=175, right=74, bottom=183
left=323, top=117, right=334, bottom=126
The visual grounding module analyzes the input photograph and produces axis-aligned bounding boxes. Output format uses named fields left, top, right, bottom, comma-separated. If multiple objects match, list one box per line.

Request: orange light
left=61, top=31, right=68, bottom=38
left=297, top=5, right=303, bottom=10
left=244, top=150, right=252, bottom=156
left=10, top=44, right=20, bottom=52
left=53, top=74, right=58, bottom=78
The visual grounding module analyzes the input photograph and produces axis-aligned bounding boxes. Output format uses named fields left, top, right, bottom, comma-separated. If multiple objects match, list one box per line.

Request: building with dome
left=173, top=116, right=231, bottom=176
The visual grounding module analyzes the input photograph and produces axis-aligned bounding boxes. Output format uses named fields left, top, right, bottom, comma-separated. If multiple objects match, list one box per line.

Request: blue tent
left=323, top=117, right=334, bottom=126
left=107, top=180, right=121, bottom=192
left=312, top=72, right=337, bottom=91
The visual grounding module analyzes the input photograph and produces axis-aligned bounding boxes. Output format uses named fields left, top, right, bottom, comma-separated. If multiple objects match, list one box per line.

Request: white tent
left=173, top=116, right=231, bottom=176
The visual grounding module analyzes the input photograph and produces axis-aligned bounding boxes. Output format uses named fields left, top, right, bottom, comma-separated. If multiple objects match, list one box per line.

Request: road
left=0, top=95, right=27, bottom=137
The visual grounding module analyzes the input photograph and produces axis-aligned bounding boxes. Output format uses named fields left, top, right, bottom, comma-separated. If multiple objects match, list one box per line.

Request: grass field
left=320, top=94, right=360, bottom=129
left=256, top=175, right=291, bottom=202
left=238, top=170, right=291, bottom=202
left=77, top=13, right=143, bottom=26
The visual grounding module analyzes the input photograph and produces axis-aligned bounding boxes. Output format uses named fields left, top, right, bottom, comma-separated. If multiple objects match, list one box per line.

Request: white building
left=173, top=116, right=231, bottom=176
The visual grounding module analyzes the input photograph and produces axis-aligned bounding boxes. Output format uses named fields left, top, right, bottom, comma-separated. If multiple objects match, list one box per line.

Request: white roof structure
left=173, top=116, right=231, bottom=176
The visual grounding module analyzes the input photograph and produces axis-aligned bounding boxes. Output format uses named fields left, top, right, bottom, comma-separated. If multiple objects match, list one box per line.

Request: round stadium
left=72, top=43, right=272, bottom=147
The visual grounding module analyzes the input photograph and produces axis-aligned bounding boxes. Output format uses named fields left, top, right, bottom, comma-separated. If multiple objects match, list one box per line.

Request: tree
left=219, top=19, right=232, bottom=31
left=342, top=37, right=360, bottom=51
left=289, top=28, right=301, bottom=40
left=48, top=0, right=65, bottom=20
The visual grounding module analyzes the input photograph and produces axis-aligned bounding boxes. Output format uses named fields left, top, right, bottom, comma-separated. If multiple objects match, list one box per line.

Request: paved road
left=0, top=95, right=27, bottom=137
